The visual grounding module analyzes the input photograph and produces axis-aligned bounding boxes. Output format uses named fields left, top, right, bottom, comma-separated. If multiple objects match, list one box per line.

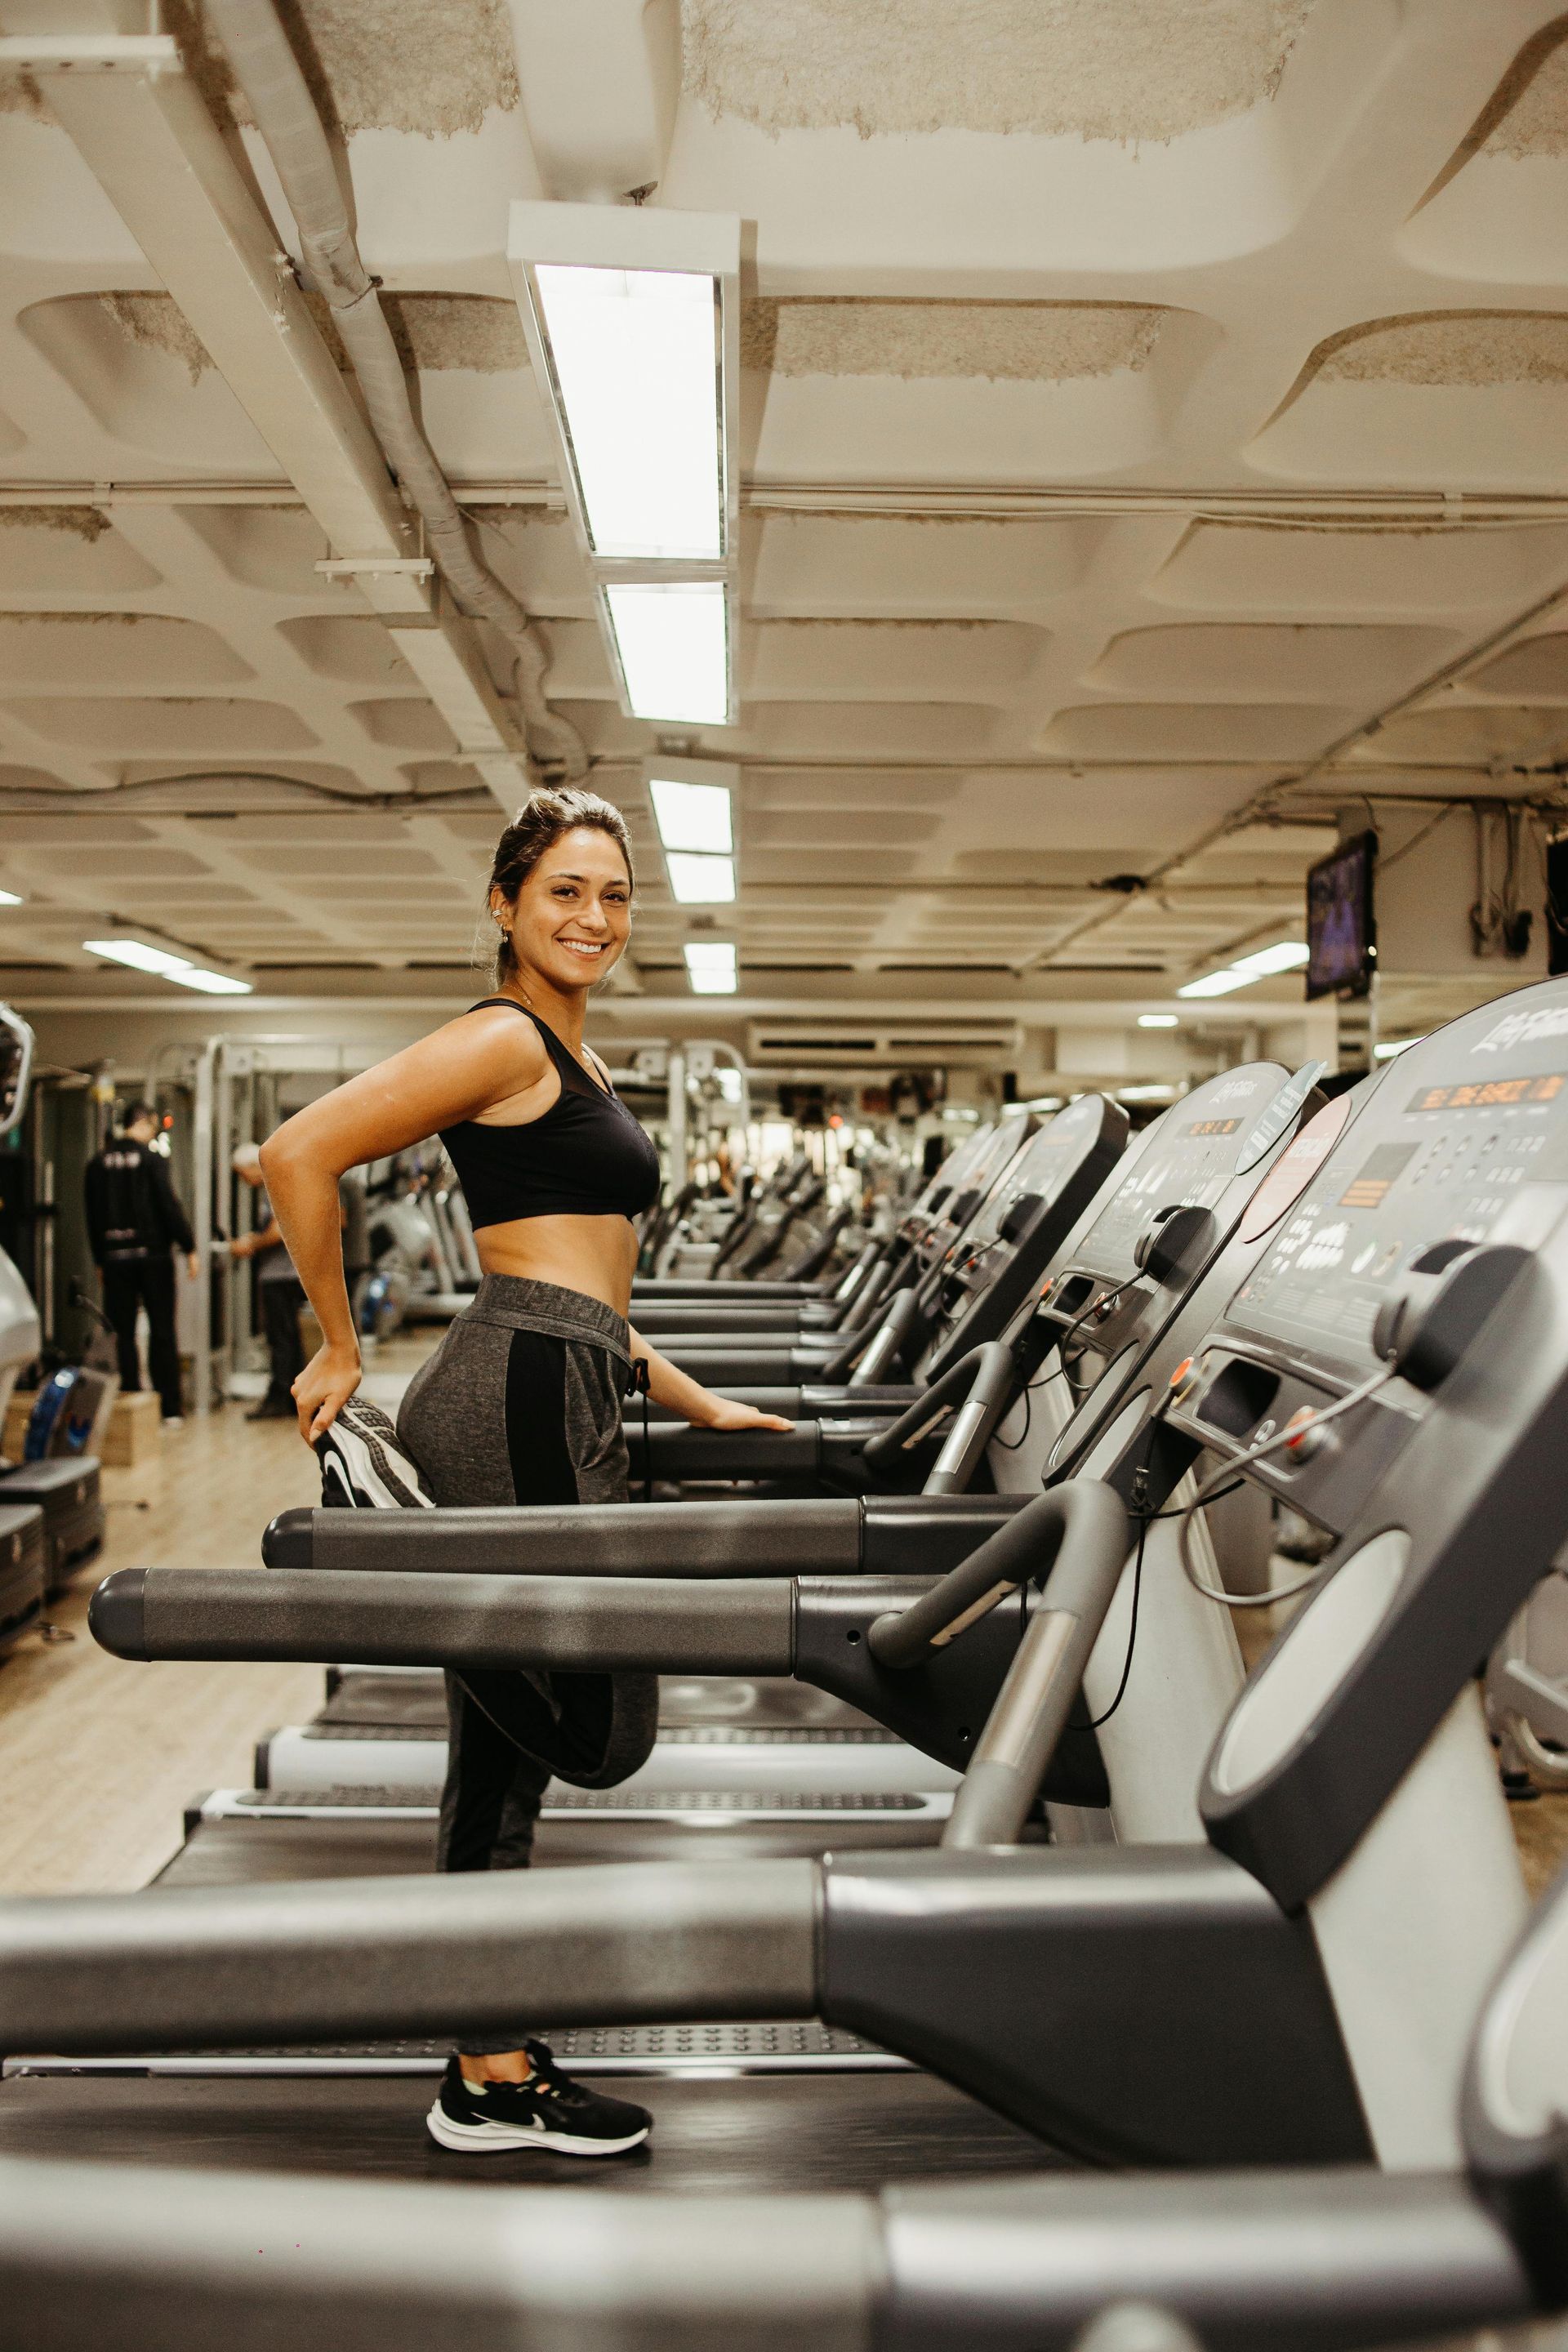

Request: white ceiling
left=2, top=0, right=1567, bottom=1080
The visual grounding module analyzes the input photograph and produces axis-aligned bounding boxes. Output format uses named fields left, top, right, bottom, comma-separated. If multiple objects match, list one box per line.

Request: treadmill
left=640, top=1094, right=1127, bottom=1428
left=2, top=1862, right=1566, bottom=2348
left=234, top=1099, right=1132, bottom=1795
left=620, top=1059, right=1317, bottom=1496
left=233, top=1064, right=1326, bottom=1798
left=67, top=982, right=1568, bottom=2186
left=630, top=1119, right=1034, bottom=1364
left=628, top=1121, right=999, bottom=1310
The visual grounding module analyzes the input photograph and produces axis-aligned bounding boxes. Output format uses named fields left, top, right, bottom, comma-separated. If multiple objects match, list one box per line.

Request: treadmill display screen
left=960, top=1097, right=1110, bottom=1254
left=1225, top=1010, right=1568, bottom=1380
left=1072, top=1065, right=1285, bottom=1281
left=920, top=1121, right=1022, bottom=1246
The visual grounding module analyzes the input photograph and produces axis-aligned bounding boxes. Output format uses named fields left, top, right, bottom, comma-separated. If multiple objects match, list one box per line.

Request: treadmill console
left=939, top=1097, right=1123, bottom=1306
left=920, top=1095, right=1129, bottom=1381
left=1170, top=998, right=1568, bottom=1532
left=1072, top=1065, right=1296, bottom=1283
left=1033, top=1064, right=1304, bottom=1388
left=914, top=1120, right=1031, bottom=1277
left=895, top=1123, right=994, bottom=1246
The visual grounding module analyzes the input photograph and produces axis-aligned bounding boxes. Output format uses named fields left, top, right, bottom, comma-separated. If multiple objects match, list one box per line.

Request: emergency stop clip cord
left=1174, top=1360, right=1396, bottom=1610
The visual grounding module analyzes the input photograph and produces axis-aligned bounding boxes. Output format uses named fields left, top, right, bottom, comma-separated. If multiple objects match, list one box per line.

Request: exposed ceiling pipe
left=203, top=0, right=586, bottom=786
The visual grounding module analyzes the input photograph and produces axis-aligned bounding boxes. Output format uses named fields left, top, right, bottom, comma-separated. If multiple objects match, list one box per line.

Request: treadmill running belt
left=155, top=1812, right=956, bottom=1887
left=0, top=2073, right=1065, bottom=2192
left=319, top=1672, right=879, bottom=1735
left=7, top=2022, right=902, bottom=2077
left=295, top=1722, right=903, bottom=1746
left=210, top=1788, right=938, bottom=1815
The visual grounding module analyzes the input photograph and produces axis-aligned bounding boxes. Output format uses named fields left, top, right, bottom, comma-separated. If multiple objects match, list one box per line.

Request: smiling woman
left=252, top=785, right=791, bottom=2160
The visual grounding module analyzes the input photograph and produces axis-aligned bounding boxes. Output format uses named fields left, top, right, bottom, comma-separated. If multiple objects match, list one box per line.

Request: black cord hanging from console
left=625, top=1354, right=653, bottom=1504
left=1086, top=1420, right=1158, bottom=1731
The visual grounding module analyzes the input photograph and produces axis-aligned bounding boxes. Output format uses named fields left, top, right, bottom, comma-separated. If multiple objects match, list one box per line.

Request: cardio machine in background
left=0, top=1005, right=103, bottom=1616
left=621, top=1062, right=1320, bottom=1504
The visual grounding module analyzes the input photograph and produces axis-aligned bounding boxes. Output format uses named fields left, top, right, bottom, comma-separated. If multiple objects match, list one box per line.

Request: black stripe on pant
left=439, top=1328, right=584, bottom=1880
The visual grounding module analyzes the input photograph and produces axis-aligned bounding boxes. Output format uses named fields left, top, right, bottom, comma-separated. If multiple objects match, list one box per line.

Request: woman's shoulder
left=441, top=1000, right=553, bottom=1080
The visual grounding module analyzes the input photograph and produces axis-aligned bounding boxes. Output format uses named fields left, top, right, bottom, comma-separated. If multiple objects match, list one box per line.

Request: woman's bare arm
left=260, top=1011, right=547, bottom=1437
left=626, top=1325, right=791, bottom=1432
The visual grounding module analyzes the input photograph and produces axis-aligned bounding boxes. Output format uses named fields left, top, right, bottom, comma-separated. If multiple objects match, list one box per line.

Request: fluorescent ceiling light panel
left=509, top=203, right=742, bottom=732
left=684, top=941, right=738, bottom=995
left=85, top=937, right=197, bottom=978
left=666, top=853, right=736, bottom=904
left=0, top=889, right=21, bottom=906
left=1176, top=966, right=1258, bottom=999
left=1137, top=1013, right=1178, bottom=1028
left=532, top=264, right=722, bottom=561
left=84, top=938, right=252, bottom=995
left=651, top=775, right=733, bottom=855
left=1229, top=941, right=1310, bottom=978
left=606, top=581, right=730, bottom=725
left=174, top=968, right=254, bottom=996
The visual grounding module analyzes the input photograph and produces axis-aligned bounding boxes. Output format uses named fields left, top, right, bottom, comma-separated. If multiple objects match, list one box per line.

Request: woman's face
left=497, top=826, right=632, bottom=996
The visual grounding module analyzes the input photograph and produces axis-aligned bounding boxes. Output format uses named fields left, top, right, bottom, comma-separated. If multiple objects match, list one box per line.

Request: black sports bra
left=441, top=1000, right=661, bottom=1231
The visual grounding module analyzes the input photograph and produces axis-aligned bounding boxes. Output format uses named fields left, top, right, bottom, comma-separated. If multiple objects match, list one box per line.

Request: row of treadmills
left=5, top=989, right=1568, bottom=2349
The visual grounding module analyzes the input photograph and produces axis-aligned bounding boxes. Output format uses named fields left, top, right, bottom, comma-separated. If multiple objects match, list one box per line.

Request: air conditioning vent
left=747, top=1020, right=1021, bottom=1065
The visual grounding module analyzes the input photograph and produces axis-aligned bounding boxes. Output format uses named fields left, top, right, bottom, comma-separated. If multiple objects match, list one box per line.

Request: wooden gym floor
left=0, top=1336, right=433, bottom=1898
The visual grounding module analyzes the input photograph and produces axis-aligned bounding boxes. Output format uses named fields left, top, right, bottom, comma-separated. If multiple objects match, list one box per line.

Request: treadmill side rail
left=93, top=1567, right=796, bottom=1676
left=0, top=2158, right=1535, bottom=2352
left=262, top=1497, right=866, bottom=1578
left=880, top=2169, right=1534, bottom=2352
left=821, top=1846, right=1371, bottom=2171
left=0, top=1859, right=822, bottom=2056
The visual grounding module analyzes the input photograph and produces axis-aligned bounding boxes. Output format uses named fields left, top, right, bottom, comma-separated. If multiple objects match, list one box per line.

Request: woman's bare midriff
left=474, top=1212, right=639, bottom=1319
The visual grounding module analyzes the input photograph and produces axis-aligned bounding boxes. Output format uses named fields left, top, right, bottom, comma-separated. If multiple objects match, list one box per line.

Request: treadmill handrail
left=837, top=1282, right=923, bottom=1388
left=858, top=1340, right=1015, bottom=1495
left=942, top=1488, right=1131, bottom=1849
left=867, top=1482, right=1127, bottom=1671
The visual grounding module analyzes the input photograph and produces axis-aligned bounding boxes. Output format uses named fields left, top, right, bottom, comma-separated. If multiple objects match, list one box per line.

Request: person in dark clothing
left=84, top=1102, right=198, bottom=1426
left=231, top=1141, right=348, bottom=1421
left=232, top=1139, right=306, bottom=1421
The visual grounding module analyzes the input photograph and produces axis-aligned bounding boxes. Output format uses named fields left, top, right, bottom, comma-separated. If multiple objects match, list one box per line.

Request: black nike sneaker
left=425, top=2046, right=653, bottom=2157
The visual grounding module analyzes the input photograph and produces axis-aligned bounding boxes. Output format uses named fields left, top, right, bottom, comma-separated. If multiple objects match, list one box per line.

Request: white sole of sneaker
left=318, top=1409, right=433, bottom=1510
left=425, top=2104, right=649, bottom=2157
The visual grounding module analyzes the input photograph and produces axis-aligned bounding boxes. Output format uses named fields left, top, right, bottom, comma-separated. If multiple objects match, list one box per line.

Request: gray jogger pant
left=397, top=1276, right=659, bottom=2051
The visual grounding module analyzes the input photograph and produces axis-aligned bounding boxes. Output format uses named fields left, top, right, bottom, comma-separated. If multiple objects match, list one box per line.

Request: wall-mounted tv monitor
left=1306, top=831, right=1377, bottom=1001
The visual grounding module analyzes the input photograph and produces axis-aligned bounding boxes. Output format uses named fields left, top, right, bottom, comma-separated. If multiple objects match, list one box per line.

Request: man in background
left=231, top=1139, right=306, bottom=1422
left=231, top=1140, right=352, bottom=1422
left=84, top=1102, right=198, bottom=1427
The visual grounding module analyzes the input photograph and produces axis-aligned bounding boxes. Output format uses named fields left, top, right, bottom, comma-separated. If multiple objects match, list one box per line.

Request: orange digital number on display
left=1415, top=1074, right=1565, bottom=1112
